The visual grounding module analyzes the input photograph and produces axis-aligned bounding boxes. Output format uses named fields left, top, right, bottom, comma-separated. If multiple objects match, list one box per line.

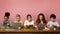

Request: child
left=35, top=13, right=46, bottom=30
left=14, top=14, right=23, bottom=28
left=2, top=12, right=12, bottom=29
left=47, top=14, right=59, bottom=30
left=24, top=14, right=34, bottom=28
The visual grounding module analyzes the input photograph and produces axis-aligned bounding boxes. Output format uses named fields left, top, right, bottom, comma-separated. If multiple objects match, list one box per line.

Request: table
left=0, top=29, right=60, bottom=34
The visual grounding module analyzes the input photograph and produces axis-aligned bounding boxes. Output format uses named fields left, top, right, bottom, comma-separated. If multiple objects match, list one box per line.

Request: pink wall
left=0, top=0, right=60, bottom=23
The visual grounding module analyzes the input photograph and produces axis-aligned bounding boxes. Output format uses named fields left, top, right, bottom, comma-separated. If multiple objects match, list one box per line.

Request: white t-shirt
left=24, top=20, right=34, bottom=26
left=47, top=21, right=59, bottom=27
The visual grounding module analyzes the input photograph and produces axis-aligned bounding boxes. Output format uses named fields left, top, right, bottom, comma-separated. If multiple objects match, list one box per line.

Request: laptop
left=12, top=23, right=21, bottom=29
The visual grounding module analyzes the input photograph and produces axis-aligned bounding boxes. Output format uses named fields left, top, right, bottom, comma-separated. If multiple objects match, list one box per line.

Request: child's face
left=27, top=16, right=32, bottom=21
left=50, top=18, right=56, bottom=22
left=4, top=16, right=8, bottom=21
left=16, top=17, right=20, bottom=21
left=39, top=15, right=43, bottom=20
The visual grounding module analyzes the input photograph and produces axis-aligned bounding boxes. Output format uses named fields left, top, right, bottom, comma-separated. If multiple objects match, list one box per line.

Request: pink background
left=0, top=0, right=60, bottom=23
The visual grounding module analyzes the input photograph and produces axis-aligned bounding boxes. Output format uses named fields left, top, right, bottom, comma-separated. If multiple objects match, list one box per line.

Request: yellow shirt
left=14, top=20, right=23, bottom=26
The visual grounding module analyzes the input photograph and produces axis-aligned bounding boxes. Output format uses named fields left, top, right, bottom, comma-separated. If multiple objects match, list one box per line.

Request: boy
left=47, top=14, right=59, bottom=30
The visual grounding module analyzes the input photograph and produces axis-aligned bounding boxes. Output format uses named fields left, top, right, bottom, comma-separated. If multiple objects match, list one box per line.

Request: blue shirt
left=47, top=21, right=59, bottom=27
left=2, top=21, right=12, bottom=27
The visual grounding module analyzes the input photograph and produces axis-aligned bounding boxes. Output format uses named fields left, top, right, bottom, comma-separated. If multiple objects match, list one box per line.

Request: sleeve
left=47, top=21, right=52, bottom=27
left=56, top=22, right=59, bottom=27
left=32, top=21, right=34, bottom=26
left=10, top=21, right=12, bottom=26
left=24, top=20, right=27, bottom=26
left=47, top=22, right=50, bottom=26
left=1, top=22, right=3, bottom=26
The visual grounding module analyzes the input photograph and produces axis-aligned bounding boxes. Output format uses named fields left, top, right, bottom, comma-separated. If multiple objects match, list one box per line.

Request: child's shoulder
left=20, top=20, right=23, bottom=23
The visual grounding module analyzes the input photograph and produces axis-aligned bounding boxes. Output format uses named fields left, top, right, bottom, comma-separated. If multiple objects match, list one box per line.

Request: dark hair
left=36, top=13, right=46, bottom=25
left=27, top=14, right=32, bottom=19
left=50, top=14, right=56, bottom=19
left=4, top=12, right=10, bottom=19
left=5, top=12, right=10, bottom=17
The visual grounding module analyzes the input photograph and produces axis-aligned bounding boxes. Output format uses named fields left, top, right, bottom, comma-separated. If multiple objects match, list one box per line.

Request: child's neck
left=5, top=20, right=8, bottom=22
left=28, top=20, right=32, bottom=22
left=17, top=20, right=20, bottom=22
left=52, top=21, right=55, bottom=22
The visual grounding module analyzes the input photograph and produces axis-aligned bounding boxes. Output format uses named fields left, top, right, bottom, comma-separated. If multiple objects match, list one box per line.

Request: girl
left=35, top=13, right=47, bottom=30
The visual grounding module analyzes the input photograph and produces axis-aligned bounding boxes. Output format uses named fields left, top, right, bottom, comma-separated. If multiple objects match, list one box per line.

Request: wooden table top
left=0, top=29, right=60, bottom=33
